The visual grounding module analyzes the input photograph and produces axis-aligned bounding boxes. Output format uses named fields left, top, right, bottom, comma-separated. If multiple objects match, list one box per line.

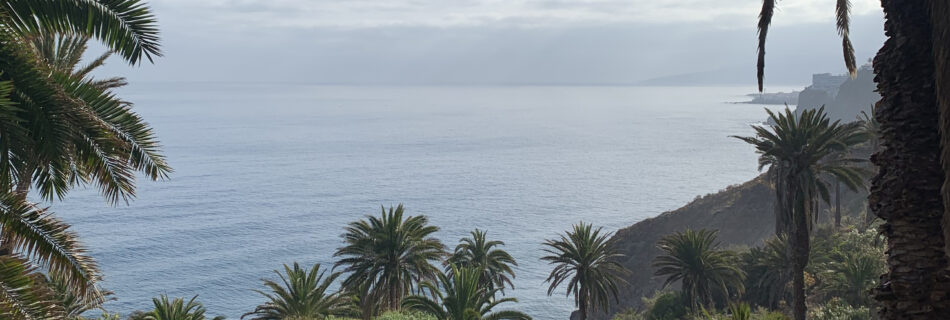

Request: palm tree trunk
left=934, top=0, right=950, bottom=261
left=789, top=196, right=810, bottom=320
left=578, top=291, right=588, bottom=320
left=870, top=0, right=950, bottom=317
left=834, top=180, right=841, bottom=229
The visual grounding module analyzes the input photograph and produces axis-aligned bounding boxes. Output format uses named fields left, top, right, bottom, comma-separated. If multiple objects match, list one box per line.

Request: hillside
left=589, top=173, right=870, bottom=319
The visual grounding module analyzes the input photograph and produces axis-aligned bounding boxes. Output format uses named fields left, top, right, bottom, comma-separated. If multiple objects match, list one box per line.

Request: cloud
left=150, top=0, right=881, bottom=29
left=94, top=8, right=885, bottom=86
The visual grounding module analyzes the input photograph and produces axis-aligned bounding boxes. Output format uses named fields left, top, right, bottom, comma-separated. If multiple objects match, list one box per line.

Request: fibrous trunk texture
left=870, top=0, right=950, bottom=317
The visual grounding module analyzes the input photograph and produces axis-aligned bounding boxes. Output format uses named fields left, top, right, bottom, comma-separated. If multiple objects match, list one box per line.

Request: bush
left=612, top=308, right=646, bottom=320
left=646, top=291, right=688, bottom=320
left=807, top=299, right=871, bottom=320
left=375, top=311, right=439, bottom=320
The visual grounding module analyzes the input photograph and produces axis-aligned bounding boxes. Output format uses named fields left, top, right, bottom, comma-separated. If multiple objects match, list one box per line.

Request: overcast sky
left=95, top=0, right=887, bottom=87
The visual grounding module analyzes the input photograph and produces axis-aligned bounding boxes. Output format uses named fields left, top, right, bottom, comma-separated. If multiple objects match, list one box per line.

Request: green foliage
left=611, top=308, right=645, bottom=320
left=78, top=312, right=122, bottom=320
left=806, top=299, right=870, bottom=320
left=334, top=204, right=445, bottom=313
left=46, top=270, right=115, bottom=319
left=733, top=107, right=867, bottom=320
left=447, top=229, right=518, bottom=294
left=373, top=311, right=439, bottom=320
left=402, top=265, right=531, bottom=320
left=143, top=295, right=224, bottom=320
left=542, top=222, right=628, bottom=320
left=645, top=291, right=688, bottom=320
left=1, top=0, right=163, bottom=64
left=242, top=262, right=349, bottom=320
left=810, top=229, right=885, bottom=308
left=653, top=229, right=745, bottom=311
left=0, top=2, right=169, bottom=317
left=693, top=306, right=789, bottom=320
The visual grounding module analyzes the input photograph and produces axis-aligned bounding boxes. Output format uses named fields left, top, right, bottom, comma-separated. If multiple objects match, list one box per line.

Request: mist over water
left=52, top=84, right=787, bottom=318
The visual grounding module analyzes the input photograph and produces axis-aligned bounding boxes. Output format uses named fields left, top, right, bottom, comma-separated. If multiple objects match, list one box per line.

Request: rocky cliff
left=796, top=66, right=880, bottom=122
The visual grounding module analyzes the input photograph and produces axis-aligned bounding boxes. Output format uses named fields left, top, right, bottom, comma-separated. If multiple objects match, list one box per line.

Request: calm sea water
left=50, top=84, right=784, bottom=319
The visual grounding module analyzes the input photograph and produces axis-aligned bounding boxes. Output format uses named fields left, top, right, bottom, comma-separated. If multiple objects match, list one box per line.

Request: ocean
left=50, top=84, right=785, bottom=319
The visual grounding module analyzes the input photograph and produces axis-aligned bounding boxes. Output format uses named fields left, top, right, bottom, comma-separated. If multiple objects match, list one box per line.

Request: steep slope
left=590, top=173, right=870, bottom=319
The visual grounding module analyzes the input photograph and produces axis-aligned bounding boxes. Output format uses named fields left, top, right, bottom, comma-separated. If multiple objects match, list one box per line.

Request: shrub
left=375, top=311, right=439, bottom=320
left=807, top=299, right=871, bottom=320
left=646, top=291, right=688, bottom=320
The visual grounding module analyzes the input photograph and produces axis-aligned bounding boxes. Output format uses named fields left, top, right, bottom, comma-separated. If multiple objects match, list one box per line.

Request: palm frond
left=0, top=195, right=101, bottom=300
left=2, top=0, right=162, bottom=64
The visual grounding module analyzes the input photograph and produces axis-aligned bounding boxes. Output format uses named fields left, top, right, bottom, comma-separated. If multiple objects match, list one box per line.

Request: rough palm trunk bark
left=934, top=0, right=950, bottom=261
left=578, top=291, right=588, bottom=320
left=789, top=190, right=809, bottom=320
left=834, top=180, right=841, bottom=228
left=870, top=0, right=950, bottom=317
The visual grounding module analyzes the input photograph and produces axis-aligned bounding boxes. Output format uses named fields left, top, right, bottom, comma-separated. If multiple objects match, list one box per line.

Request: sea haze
left=51, top=84, right=788, bottom=319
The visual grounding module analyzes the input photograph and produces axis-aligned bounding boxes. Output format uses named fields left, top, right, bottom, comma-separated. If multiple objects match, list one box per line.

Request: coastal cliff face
left=796, top=67, right=880, bottom=122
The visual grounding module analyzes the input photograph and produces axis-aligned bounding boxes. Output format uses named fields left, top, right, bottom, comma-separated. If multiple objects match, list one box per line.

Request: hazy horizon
left=92, top=0, right=887, bottom=89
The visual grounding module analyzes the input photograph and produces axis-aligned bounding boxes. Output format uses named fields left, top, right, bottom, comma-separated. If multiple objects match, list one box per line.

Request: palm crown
left=447, top=229, right=518, bottom=295
left=652, top=229, right=745, bottom=311
left=402, top=265, right=531, bottom=320
left=334, top=204, right=445, bottom=313
left=144, top=295, right=224, bottom=320
left=733, top=107, right=867, bottom=234
left=242, top=263, right=350, bottom=320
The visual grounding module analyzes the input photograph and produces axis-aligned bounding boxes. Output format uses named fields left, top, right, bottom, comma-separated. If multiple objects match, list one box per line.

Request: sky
left=94, top=0, right=888, bottom=87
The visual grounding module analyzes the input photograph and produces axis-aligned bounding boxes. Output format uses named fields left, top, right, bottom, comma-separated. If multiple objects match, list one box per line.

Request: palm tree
left=0, top=2, right=167, bottom=317
left=334, top=204, right=445, bottom=312
left=242, top=263, right=349, bottom=320
left=741, top=236, right=790, bottom=309
left=819, top=252, right=884, bottom=307
left=402, top=265, right=531, bottom=320
left=446, top=229, right=518, bottom=295
left=755, top=0, right=950, bottom=317
left=144, top=295, right=224, bottom=320
left=653, top=229, right=745, bottom=311
left=541, top=222, right=627, bottom=320
left=733, top=107, right=866, bottom=320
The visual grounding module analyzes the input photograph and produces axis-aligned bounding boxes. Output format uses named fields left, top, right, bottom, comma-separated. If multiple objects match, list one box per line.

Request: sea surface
left=50, top=84, right=788, bottom=319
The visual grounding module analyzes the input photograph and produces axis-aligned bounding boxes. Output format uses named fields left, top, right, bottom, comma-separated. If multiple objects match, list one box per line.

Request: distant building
left=810, top=73, right=849, bottom=97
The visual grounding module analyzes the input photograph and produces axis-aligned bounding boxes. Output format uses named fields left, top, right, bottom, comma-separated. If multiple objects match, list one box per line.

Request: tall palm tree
left=733, top=107, right=866, bottom=320
left=334, top=204, right=445, bottom=312
left=541, top=222, right=627, bottom=320
left=402, top=265, right=531, bottom=320
left=242, top=263, right=349, bottom=320
left=446, top=229, right=518, bottom=295
left=144, top=295, right=224, bottom=320
left=653, top=229, right=745, bottom=311
left=755, top=0, right=950, bottom=317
